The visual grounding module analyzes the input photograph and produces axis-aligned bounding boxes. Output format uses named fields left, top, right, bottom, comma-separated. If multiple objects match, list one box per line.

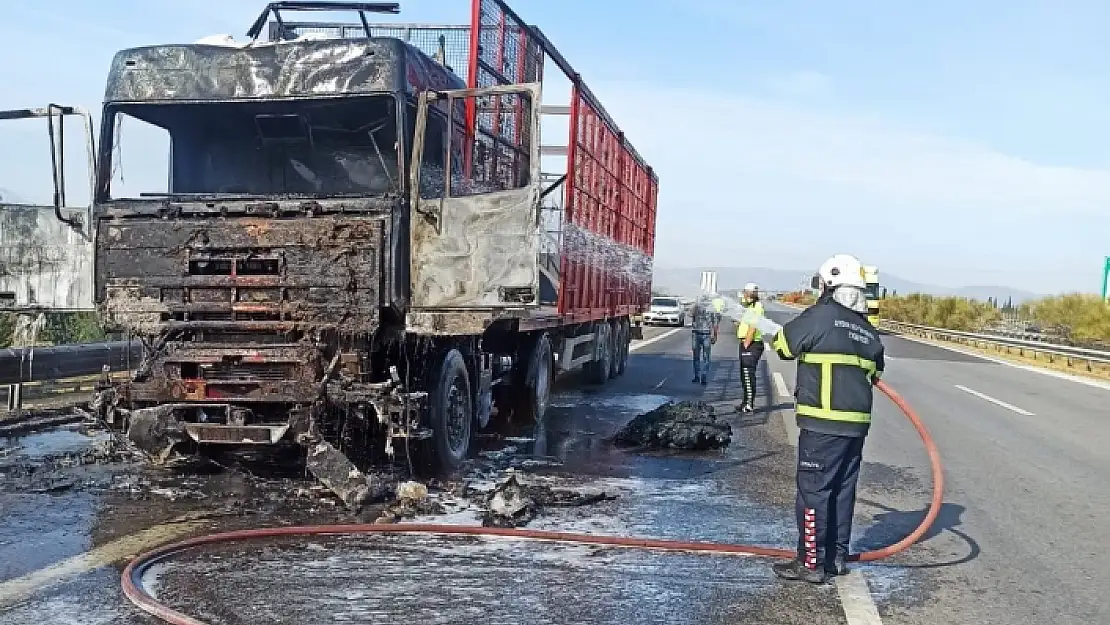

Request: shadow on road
left=855, top=499, right=979, bottom=569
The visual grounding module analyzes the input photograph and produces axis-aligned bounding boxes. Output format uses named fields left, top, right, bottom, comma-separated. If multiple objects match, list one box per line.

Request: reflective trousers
left=795, top=428, right=865, bottom=569
left=739, top=341, right=764, bottom=405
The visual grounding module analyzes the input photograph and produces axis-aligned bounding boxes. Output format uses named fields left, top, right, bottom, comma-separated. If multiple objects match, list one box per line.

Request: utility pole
left=1102, top=256, right=1110, bottom=304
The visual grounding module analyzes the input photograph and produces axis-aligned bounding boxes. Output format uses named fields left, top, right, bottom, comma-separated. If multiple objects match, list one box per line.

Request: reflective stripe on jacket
left=737, top=301, right=765, bottom=341
left=770, top=297, right=885, bottom=437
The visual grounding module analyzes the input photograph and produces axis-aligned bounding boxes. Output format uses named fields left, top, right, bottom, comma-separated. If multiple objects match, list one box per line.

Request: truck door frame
left=0, top=105, right=98, bottom=312
left=407, top=83, right=544, bottom=311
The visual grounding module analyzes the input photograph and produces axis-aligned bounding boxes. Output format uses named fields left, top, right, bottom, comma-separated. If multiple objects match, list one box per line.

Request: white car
left=644, top=297, right=686, bottom=326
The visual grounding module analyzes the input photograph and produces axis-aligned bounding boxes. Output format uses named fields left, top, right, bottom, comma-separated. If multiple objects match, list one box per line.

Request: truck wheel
left=608, top=321, right=622, bottom=379
left=585, top=323, right=612, bottom=385
left=513, top=333, right=553, bottom=423
left=428, top=349, right=472, bottom=471
left=615, top=319, right=630, bottom=376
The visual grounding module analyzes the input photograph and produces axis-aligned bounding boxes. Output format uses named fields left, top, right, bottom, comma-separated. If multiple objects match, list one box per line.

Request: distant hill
left=651, top=266, right=1043, bottom=303
left=0, top=187, right=24, bottom=203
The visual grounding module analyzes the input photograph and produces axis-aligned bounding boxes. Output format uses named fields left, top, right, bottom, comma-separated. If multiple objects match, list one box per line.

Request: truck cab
left=0, top=1, right=659, bottom=506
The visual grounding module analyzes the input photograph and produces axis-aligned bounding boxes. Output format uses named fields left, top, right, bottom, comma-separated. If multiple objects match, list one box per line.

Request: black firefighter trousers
left=795, top=428, right=866, bottom=570
left=739, top=341, right=765, bottom=406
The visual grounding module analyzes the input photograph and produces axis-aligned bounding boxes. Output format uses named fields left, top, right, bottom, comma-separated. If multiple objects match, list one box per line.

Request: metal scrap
left=304, top=440, right=389, bottom=510
left=481, top=473, right=616, bottom=528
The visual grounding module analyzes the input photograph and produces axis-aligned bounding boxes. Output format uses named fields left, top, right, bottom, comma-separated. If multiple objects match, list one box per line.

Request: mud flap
left=305, top=440, right=387, bottom=510
left=127, top=405, right=188, bottom=463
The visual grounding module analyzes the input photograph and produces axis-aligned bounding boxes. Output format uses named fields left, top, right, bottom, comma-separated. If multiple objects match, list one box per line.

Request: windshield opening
left=103, top=96, right=400, bottom=200
left=863, top=283, right=881, bottom=299
left=651, top=298, right=679, bottom=308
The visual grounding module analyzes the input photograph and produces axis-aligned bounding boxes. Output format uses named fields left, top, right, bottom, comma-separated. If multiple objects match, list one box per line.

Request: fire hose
left=120, top=380, right=943, bottom=625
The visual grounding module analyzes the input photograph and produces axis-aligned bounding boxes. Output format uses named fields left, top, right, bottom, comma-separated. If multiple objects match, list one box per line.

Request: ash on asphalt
left=0, top=343, right=864, bottom=625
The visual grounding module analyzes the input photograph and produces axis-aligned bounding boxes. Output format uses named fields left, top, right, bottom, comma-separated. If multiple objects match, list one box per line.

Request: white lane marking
left=772, top=371, right=800, bottom=447
left=954, top=384, right=1035, bottom=416
left=772, top=371, right=792, bottom=398
left=0, top=520, right=206, bottom=608
left=837, top=570, right=885, bottom=625
left=629, top=327, right=684, bottom=352
left=892, top=332, right=1110, bottom=392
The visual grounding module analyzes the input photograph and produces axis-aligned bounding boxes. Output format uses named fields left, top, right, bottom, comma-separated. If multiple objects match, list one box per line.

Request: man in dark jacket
left=768, top=253, right=886, bottom=584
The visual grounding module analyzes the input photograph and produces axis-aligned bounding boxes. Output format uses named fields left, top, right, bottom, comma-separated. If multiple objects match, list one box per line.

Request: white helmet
left=743, top=282, right=759, bottom=293
left=816, top=254, right=866, bottom=290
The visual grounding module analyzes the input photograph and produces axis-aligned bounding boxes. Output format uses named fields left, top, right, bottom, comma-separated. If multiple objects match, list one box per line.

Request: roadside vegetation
left=781, top=291, right=816, bottom=306
left=880, top=294, right=1000, bottom=332
left=781, top=290, right=1110, bottom=345
left=1019, top=294, right=1110, bottom=344
left=883, top=293, right=1110, bottom=345
left=0, top=312, right=106, bottom=348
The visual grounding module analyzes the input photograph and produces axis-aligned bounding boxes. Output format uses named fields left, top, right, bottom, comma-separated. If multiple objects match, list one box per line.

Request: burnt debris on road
left=612, top=401, right=733, bottom=450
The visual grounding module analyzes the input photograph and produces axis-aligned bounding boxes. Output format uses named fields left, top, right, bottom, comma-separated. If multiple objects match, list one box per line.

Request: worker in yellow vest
left=711, top=296, right=726, bottom=323
left=736, top=283, right=764, bottom=413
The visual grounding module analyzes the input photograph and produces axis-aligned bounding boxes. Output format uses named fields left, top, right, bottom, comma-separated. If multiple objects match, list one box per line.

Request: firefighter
left=736, top=282, right=764, bottom=413
left=767, top=253, right=886, bottom=583
left=690, top=294, right=719, bottom=386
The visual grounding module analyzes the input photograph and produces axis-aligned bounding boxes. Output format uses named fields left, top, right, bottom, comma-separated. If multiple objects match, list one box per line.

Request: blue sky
left=1, top=0, right=1109, bottom=294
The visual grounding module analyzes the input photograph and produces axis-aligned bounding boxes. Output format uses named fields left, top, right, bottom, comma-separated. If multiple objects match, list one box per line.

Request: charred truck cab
left=0, top=1, right=659, bottom=507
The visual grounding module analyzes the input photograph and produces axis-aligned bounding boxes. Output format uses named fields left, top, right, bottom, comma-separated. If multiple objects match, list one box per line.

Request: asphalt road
left=2, top=313, right=1107, bottom=624
left=764, top=301, right=1110, bottom=625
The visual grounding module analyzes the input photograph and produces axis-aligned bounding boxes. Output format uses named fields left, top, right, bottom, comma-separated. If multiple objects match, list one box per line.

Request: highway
left=2, top=309, right=1109, bottom=623
left=764, top=301, right=1110, bottom=625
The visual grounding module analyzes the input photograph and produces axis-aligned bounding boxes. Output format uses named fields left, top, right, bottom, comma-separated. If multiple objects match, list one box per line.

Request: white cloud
left=586, top=81, right=1110, bottom=292
left=599, top=82, right=1110, bottom=217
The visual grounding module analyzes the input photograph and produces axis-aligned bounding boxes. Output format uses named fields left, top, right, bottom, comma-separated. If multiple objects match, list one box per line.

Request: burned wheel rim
left=445, top=379, right=469, bottom=453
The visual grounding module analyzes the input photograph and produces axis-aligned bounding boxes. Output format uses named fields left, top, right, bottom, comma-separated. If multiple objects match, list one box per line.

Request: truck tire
left=585, top=323, right=612, bottom=385
left=427, top=349, right=472, bottom=471
left=608, top=320, right=622, bottom=379
left=513, top=333, right=553, bottom=423
left=614, top=318, right=630, bottom=376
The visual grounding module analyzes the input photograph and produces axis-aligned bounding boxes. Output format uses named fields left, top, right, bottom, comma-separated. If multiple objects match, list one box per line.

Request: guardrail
left=1, top=341, right=141, bottom=414
left=880, top=320, right=1110, bottom=370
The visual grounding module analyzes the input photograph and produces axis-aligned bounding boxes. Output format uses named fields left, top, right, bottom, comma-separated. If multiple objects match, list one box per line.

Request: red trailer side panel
left=466, top=0, right=659, bottom=324
left=563, top=88, right=658, bottom=320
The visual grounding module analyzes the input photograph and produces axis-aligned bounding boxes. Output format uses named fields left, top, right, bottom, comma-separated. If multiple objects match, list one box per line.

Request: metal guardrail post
left=6, top=383, right=22, bottom=413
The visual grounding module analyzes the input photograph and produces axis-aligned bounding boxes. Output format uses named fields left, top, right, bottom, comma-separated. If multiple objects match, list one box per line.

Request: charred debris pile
left=481, top=473, right=616, bottom=528
left=612, top=401, right=732, bottom=450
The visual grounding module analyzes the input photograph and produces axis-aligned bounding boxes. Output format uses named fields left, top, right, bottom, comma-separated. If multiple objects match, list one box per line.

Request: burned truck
left=0, top=1, right=658, bottom=504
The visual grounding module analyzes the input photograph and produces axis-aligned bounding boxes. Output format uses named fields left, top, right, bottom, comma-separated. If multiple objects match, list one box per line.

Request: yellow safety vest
left=712, top=298, right=725, bottom=313
left=738, top=301, right=765, bottom=341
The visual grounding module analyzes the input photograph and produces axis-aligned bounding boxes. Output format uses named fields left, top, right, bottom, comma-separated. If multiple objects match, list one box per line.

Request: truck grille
left=202, top=362, right=295, bottom=382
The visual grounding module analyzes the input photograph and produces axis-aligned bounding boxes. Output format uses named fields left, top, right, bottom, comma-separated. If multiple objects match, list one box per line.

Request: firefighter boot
left=826, top=554, right=849, bottom=576
left=772, top=559, right=829, bottom=584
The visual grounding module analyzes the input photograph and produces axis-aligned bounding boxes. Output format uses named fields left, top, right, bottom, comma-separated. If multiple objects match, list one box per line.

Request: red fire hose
left=120, top=380, right=943, bottom=625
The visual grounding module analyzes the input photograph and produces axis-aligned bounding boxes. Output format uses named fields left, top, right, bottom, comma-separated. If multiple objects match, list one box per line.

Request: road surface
left=764, top=301, right=1110, bottom=625
left=1, top=312, right=1108, bottom=624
